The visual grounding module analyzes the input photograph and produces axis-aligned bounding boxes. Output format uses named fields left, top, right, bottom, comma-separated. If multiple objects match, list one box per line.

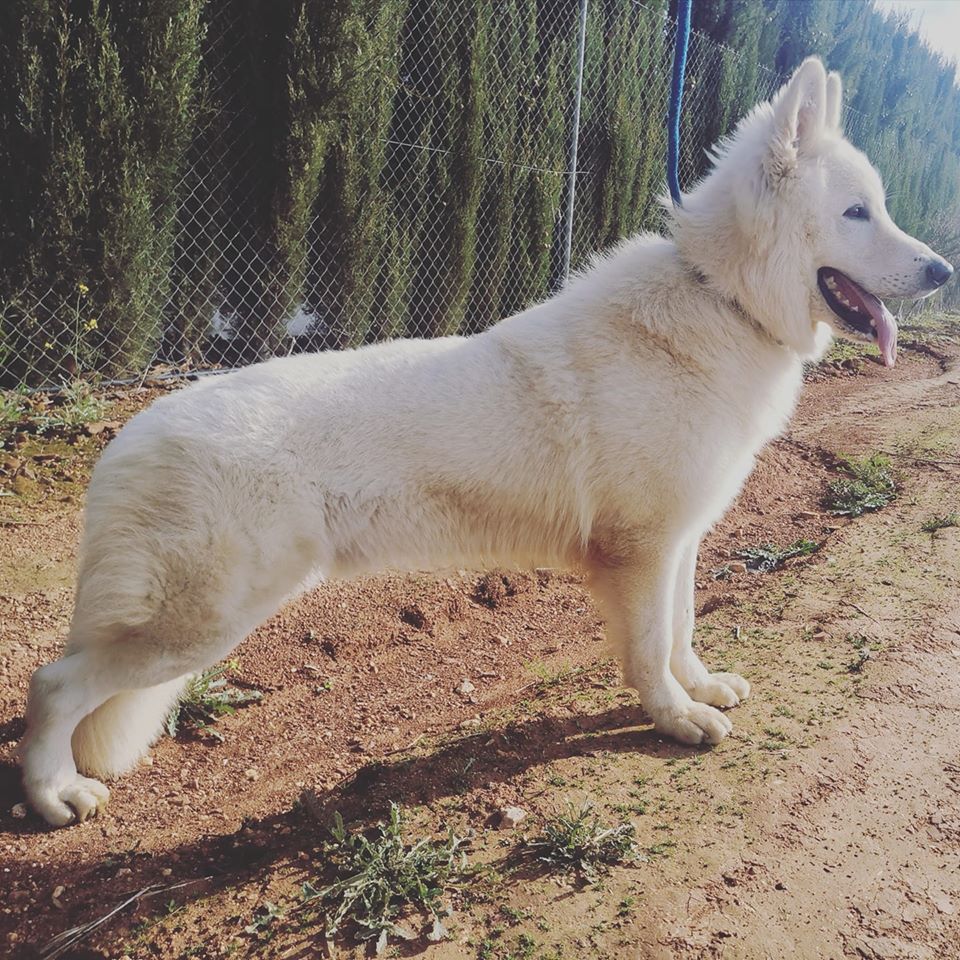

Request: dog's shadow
left=1, top=703, right=700, bottom=955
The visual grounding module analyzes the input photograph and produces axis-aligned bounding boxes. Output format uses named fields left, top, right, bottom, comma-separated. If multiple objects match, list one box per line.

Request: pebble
left=244, top=768, right=260, bottom=781
left=497, top=806, right=527, bottom=829
left=728, top=561, right=748, bottom=574
left=11, top=804, right=27, bottom=819
left=456, top=679, right=476, bottom=695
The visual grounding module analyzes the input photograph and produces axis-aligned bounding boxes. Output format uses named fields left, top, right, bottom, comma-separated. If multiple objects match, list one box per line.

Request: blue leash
left=667, top=0, right=692, bottom=207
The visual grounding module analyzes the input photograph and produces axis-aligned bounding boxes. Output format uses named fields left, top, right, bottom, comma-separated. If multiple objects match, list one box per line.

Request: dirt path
left=2, top=326, right=960, bottom=959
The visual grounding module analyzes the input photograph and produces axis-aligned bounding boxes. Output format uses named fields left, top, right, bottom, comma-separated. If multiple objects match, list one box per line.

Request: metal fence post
left=558, top=0, right=589, bottom=290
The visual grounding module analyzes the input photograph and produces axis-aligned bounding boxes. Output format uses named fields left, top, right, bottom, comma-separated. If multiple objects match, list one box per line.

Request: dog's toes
left=655, top=702, right=733, bottom=746
left=27, top=776, right=110, bottom=827
left=689, top=672, right=750, bottom=709
left=62, top=776, right=110, bottom=822
left=28, top=789, right=76, bottom=828
left=714, top=672, right=751, bottom=701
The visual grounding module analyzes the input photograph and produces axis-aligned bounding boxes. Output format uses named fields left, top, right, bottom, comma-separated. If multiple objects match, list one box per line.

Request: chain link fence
left=0, top=1, right=881, bottom=391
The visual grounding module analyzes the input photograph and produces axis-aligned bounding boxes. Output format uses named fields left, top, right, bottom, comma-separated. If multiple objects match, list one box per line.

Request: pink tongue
left=864, top=296, right=898, bottom=367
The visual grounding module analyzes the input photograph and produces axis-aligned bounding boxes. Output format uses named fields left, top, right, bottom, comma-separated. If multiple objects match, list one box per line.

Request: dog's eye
left=843, top=204, right=870, bottom=221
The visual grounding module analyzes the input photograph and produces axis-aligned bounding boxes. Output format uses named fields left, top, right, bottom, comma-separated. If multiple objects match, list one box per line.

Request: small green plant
left=821, top=339, right=877, bottom=369
left=165, top=661, right=262, bottom=740
left=921, top=513, right=959, bottom=534
left=60, top=380, right=106, bottom=426
left=824, top=454, right=896, bottom=517
left=645, top=839, right=677, bottom=858
left=846, top=634, right=873, bottom=673
left=0, top=390, right=26, bottom=429
left=526, top=803, right=637, bottom=883
left=617, top=896, right=638, bottom=917
left=31, top=380, right=107, bottom=434
left=302, top=803, right=470, bottom=951
left=70, top=281, right=99, bottom=373
left=527, top=660, right=578, bottom=688
left=848, top=648, right=871, bottom=672
left=734, top=539, right=819, bottom=573
left=244, top=901, right=284, bottom=937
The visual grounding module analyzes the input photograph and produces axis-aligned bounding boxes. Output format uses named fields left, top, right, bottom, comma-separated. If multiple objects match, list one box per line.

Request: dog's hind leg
left=70, top=673, right=191, bottom=781
left=20, top=650, right=118, bottom=826
left=668, top=538, right=751, bottom=708
left=20, top=549, right=274, bottom=826
left=588, top=542, right=733, bottom=746
left=20, top=606, right=252, bottom=827
left=19, top=616, right=207, bottom=828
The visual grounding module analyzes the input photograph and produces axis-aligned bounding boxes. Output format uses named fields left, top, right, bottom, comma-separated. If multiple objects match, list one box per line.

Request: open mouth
left=817, top=267, right=897, bottom=367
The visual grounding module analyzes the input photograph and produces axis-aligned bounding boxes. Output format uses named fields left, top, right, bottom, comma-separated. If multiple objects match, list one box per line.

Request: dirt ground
left=2, top=321, right=960, bottom=960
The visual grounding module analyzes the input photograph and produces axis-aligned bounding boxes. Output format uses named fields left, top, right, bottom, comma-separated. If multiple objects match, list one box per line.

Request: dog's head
left=671, top=57, right=953, bottom=366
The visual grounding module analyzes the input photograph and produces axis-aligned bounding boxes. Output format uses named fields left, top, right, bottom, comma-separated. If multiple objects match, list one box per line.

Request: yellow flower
left=78, top=282, right=89, bottom=295
left=84, top=317, right=98, bottom=332
left=43, top=341, right=53, bottom=350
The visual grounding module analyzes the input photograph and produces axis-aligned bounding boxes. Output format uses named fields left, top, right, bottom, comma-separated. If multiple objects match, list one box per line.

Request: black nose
left=927, top=259, right=954, bottom=287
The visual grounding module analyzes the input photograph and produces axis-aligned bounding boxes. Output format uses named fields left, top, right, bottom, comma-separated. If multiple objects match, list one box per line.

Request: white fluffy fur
left=20, top=58, right=952, bottom=826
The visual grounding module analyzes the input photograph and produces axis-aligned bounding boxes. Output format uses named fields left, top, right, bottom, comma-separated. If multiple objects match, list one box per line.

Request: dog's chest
left=622, top=355, right=803, bottom=531
left=686, top=359, right=803, bottom=514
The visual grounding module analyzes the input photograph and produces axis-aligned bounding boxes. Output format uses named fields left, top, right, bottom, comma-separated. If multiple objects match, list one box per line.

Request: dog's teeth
left=850, top=304, right=859, bottom=312
left=870, top=318, right=876, bottom=328
left=826, top=277, right=838, bottom=290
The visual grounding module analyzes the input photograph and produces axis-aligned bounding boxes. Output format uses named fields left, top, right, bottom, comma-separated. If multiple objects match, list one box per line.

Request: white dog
left=20, top=58, right=952, bottom=826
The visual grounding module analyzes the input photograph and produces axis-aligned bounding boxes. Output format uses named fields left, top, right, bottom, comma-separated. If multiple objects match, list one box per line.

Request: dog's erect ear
left=765, top=57, right=829, bottom=183
left=825, top=70, right=843, bottom=130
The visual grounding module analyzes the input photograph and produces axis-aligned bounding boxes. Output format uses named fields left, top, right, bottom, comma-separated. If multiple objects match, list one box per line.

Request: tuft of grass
left=645, top=839, right=677, bottom=858
left=0, top=390, right=27, bottom=429
left=820, top=339, right=878, bottom=369
left=526, top=660, right=578, bottom=688
left=165, top=661, right=262, bottom=741
left=847, top=633, right=874, bottom=673
left=921, top=513, right=959, bottom=534
left=823, top=454, right=896, bottom=517
left=32, top=380, right=107, bottom=433
left=302, top=803, right=470, bottom=952
left=734, top=539, right=819, bottom=573
left=526, top=803, right=637, bottom=883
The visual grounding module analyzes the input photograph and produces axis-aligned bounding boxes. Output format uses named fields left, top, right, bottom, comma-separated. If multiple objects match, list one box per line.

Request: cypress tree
left=573, top=0, right=666, bottom=255
left=503, top=38, right=567, bottom=315
left=401, top=0, right=489, bottom=338
left=0, top=0, right=203, bottom=385
left=309, top=1, right=405, bottom=349
left=464, top=0, right=527, bottom=333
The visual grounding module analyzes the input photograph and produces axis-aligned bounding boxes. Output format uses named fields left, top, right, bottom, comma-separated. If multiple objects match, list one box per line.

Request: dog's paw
left=27, top=775, right=110, bottom=827
left=653, top=701, right=733, bottom=746
left=687, top=672, right=751, bottom=709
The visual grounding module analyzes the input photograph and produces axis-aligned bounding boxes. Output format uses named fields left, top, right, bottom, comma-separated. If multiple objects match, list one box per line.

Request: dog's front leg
left=670, top=538, right=751, bottom=708
left=588, top=546, right=733, bottom=746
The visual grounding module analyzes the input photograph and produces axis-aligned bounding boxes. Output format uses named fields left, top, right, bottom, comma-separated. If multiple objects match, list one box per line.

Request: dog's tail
left=71, top=676, right=190, bottom=779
